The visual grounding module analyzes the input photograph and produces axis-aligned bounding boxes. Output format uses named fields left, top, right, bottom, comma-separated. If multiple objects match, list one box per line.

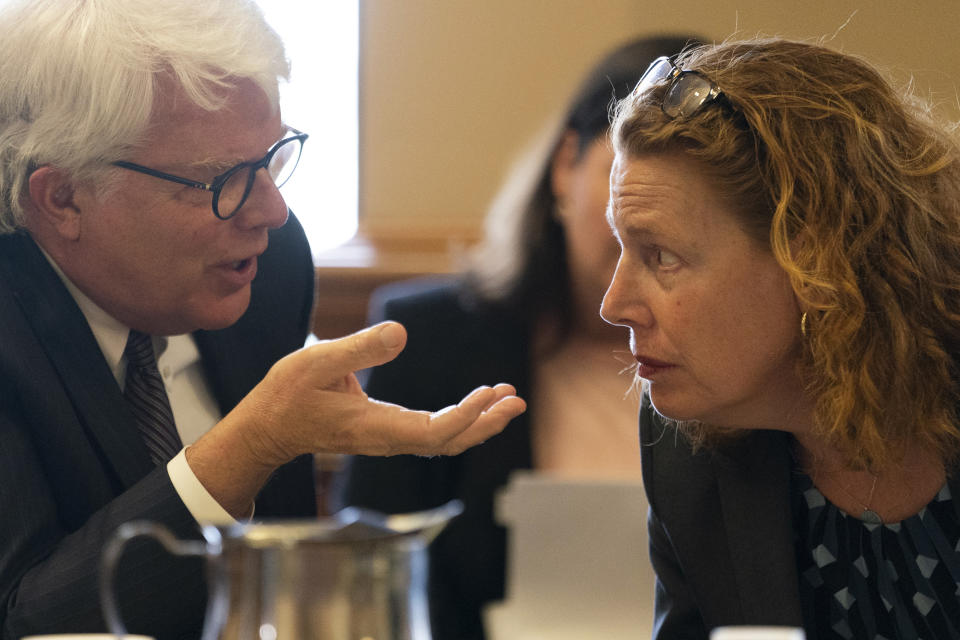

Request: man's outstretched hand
left=187, top=321, right=527, bottom=517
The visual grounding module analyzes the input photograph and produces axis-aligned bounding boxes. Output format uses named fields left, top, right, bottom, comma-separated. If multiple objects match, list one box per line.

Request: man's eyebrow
left=184, top=157, right=241, bottom=173
left=180, top=128, right=288, bottom=174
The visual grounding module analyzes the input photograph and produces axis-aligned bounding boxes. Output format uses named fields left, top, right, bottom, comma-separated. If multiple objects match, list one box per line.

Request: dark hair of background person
left=465, top=33, right=705, bottom=343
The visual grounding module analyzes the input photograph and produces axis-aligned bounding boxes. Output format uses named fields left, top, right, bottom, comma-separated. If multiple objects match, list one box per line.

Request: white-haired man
left=0, top=2, right=525, bottom=638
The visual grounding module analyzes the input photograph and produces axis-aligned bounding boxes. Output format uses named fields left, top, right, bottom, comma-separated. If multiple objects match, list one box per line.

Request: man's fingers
left=438, top=395, right=527, bottom=455
left=452, top=384, right=523, bottom=418
left=340, top=384, right=526, bottom=457
left=302, top=322, right=407, bottom=382
left=426, top=384, right=527, bottom=454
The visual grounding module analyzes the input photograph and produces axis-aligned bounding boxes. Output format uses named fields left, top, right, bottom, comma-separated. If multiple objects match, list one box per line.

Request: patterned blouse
left=792, top=473, right=960, bottom=639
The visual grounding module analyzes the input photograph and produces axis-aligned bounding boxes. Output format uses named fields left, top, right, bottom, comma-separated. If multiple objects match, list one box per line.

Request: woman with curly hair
left=601, top=38, right=960, bottom=638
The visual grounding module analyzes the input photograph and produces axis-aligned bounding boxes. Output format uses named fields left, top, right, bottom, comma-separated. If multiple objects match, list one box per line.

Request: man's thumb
left=372, top=321, right=406, bottom=350
left=311, top=321, right=407, bottom=375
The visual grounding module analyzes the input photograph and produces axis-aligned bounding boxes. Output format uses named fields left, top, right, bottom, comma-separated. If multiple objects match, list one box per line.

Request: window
left=257, top=1, right=359, bottom=258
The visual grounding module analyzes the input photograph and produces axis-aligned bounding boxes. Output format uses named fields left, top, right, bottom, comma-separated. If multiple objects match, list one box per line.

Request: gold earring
left=800, top=312, right=808, bottom=337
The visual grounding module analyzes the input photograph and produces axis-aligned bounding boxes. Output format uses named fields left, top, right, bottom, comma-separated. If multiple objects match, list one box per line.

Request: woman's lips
left=634, top=354, right=676, bottom=378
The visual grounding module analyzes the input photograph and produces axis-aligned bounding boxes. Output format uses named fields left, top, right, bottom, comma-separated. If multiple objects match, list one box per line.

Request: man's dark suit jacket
left=640, top=394, right=960, bottom=638
left=0, top=214, right=317, bottom=640
left=338, top=278, right=533, bottom=640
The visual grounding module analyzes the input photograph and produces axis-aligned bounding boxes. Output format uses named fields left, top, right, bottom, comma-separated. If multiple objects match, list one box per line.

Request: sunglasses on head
left=631, top=56, right=725, bottom=119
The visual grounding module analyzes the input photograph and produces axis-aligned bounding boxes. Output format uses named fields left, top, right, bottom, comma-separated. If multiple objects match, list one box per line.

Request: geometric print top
left=791, top=472, right=960, bottom=639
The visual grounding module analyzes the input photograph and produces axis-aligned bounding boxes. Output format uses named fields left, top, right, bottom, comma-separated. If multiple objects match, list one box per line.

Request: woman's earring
left=800, top=312, right=808, bottom=338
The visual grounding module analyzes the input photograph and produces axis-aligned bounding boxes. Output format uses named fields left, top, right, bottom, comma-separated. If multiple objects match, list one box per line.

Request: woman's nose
left=601, top=260, right=653, bottom=329
left=600, top=273, right=626, bottom=327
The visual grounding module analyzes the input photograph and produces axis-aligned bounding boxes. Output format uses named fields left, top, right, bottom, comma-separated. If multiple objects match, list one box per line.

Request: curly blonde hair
left=612, top=38, right=960, bottom=471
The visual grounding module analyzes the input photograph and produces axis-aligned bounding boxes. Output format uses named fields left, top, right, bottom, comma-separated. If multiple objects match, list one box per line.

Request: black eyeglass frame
left=632, top=56, right=725, bottom=120
left=112, top=127, right=308, bottom=220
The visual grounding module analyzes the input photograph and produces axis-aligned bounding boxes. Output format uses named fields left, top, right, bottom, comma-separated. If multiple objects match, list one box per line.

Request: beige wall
left=358, top=0, right=960, bottom=240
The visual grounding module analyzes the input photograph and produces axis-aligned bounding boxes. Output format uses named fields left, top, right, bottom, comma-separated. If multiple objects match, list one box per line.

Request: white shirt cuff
left=166, top=449, right=237, bottom=525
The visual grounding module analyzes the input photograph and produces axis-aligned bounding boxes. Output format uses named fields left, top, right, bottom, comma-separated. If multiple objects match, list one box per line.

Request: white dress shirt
left=47, top=256, right=236, bottom=525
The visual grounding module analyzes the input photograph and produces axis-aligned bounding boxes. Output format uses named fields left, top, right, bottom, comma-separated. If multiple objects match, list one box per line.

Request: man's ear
left=27, top=166, right=82, bottom=241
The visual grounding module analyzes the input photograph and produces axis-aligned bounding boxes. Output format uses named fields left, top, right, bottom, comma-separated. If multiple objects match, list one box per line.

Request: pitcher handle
left=99, top=521, right=227, bottom=640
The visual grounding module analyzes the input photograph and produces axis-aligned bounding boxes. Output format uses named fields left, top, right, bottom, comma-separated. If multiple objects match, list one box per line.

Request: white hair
left=0, top=0, right=289, bottom=233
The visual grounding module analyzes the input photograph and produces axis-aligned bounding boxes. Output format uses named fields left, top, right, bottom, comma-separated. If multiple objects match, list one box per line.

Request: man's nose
left=234, top=169, right=289, bottom=230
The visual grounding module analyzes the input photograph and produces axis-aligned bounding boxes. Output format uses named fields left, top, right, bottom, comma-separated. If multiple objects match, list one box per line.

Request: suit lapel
left=711, top=430, right=803, bottom=625
left=1, top=233, right=152, bottom=488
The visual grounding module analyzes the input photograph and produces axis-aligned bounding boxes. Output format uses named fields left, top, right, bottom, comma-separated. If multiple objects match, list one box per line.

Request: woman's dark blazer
left=641, top=394, right=960, bottom=638
left=0, top=214, right=317, bottom=640
left=640, top=397, right=803, bottom=638
left=338, top=277, right=534, bottom=640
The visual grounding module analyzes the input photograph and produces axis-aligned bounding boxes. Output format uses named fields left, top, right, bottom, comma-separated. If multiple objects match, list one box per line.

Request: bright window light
left=257, top=1, right=359, bottom=259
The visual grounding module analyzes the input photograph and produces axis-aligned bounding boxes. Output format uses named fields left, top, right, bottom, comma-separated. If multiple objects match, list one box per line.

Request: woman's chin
left=647, top=391, right=708, bottom=425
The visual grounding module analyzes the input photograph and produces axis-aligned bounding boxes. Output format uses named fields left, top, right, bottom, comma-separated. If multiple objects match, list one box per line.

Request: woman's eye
left=657, top=248, right=680, bottom=268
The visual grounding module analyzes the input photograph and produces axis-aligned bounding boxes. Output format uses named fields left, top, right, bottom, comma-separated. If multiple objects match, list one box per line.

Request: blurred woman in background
left=337, top=34, right=702, bottom=640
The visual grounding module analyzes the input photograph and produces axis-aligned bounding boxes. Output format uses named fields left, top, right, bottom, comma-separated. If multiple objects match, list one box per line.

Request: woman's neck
left=793, top=435, right=947, bottom=523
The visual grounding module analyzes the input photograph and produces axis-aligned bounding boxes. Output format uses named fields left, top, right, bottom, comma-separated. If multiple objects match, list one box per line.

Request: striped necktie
left=123, top=330, right=183, bottom=465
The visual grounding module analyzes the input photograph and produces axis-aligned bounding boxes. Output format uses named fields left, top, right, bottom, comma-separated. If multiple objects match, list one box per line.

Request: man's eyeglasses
left=112, top=127, right=308, bottom=220
left=632, top=56, right=725, bottom=120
